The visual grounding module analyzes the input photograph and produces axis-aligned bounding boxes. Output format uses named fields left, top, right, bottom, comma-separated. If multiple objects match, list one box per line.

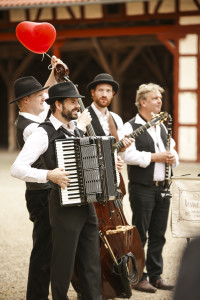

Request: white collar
left=19, top=111, right=41, bottom=123
left=91, top=102, right=109, bottom=119
left=135, top=113, right=146, bottom=125
left=49, top=114, right=76, bottom=131
left=135, top=113, right=160, bottom=132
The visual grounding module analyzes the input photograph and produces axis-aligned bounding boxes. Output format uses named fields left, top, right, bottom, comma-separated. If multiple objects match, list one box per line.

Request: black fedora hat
left=10, top=76, right=49, bottom=104
left=45, top=81, right=85, bottom=105
left=87, top=73, right=119, bottom=95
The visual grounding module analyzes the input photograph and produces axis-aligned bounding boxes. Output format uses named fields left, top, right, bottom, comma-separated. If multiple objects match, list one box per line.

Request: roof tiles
left=0, top=0, right=112, bottom=9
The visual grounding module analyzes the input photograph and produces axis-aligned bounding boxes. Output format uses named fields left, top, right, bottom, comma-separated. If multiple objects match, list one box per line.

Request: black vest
left=39, top=121, right=84, bottom=171
left=87, top=105, right=118, bottom=136
left=15, top=115, right=50, bottom=190
left=127, top=117, right=167, bottom=186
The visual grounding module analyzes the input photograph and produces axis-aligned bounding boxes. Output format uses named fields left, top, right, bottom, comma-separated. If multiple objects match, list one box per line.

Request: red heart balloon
left=16, top=21, right=56, bottom=54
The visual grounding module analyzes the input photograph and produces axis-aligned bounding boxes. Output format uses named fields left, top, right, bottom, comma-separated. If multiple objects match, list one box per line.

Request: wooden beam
left=35, top=8, right=42, bottom=21
left=56, top=24, right=200, bottom=39
left=140, top=48, right=165, bottom=83
left=193, top=0, right=200, bottom=10
left=66, top=6, right=76, bottom=19
left=80, top=5, right=84, bottom=19
left=0, top=53, right=35, bottom=150
left=71, top=56, right=90, bottom=81
left=157, top=36, right=177, bottom=56
left=118, top=47, right=142, bottom=75
left=110, top=52, right=121, bottom=114
left=172, top=38, right=179, bottom=150
left=91, top=37, right=112, bottom=74
left=144, top=1, right=149, bottom=15
left=1, top=24, right=200, bottom=43
left=61, top=36, right=160, bottom=52
left=52, top=41, right=65, bottom=58
left=25, top=9, right=30, bottom=20
left=154, top=0, right=163, bottom=14
left=13, top=54, right=35, bottom=81
left=52, top=7, right=56, bottom=19
left=0, top=61, right=9, bottom=85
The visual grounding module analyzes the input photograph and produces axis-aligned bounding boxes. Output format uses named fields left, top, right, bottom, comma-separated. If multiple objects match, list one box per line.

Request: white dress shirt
left=91, top=103, right=125, bottom=140
left=19, top=95, right=49, bottom=142
left=123, top=114, right=179, bottom=181
left=11, top=114, right=76, bottom=183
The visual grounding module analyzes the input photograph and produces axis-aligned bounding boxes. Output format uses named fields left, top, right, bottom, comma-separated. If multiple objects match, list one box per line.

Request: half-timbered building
left=0, top=0, right=199, bottom=161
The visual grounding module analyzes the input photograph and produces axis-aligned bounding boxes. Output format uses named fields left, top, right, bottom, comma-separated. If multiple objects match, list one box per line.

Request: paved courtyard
left=1, top=149, right=199, bottom=300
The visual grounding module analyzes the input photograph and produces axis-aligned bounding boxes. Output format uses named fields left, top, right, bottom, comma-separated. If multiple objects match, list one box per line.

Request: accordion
left=55, top=136, right=121, bottom=206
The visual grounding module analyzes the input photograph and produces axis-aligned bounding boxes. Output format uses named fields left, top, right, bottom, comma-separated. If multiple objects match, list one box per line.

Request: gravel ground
left=1, top=149, right=199, bottom=300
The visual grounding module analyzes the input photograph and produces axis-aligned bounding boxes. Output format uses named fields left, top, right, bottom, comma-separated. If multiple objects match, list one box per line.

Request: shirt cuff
left=138, top=152, right=152, bottom=168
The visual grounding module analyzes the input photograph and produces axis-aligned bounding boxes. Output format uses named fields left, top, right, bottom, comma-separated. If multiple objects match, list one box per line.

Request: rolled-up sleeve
left=11, top=127, right=49, bottom=183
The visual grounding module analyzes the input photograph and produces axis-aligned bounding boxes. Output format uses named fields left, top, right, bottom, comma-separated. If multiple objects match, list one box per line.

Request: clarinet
left=161, top=114, right=173, bottom=198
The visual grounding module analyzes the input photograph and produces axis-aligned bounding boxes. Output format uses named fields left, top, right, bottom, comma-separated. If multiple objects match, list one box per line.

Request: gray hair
left=135, top=83, right=164, bottom=111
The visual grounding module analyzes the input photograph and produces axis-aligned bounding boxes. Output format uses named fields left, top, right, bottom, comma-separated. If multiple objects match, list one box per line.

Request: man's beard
left=94, top=97, right=112, bottom=108
left=61, top=107, right=78, bottom=121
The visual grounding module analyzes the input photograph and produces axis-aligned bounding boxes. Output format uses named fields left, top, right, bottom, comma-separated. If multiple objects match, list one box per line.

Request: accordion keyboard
left=55, top=136, right=121, bottom=206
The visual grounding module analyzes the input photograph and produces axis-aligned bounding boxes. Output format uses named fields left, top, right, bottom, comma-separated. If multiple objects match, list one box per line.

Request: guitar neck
left=115, top=121, right=152, bottom=152
left=86, top=123, right=96, bottom=136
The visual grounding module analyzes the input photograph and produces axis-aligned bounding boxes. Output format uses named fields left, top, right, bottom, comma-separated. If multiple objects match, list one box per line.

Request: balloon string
left=41, top=52, right=53, bottom=69
left=41, top=52, right=52, bottom=62
left=45, top=53, right=52, bottom=59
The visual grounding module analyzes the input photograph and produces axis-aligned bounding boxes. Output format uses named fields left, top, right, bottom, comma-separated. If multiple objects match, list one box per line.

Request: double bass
left=77, top=100, right=144, bottom=299
left=76, top=101, right=168, bottom=299
left=51, top=60, right=166, bottom=299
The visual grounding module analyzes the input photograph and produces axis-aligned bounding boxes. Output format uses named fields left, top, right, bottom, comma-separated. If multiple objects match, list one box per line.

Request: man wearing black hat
left=10, top=56, right=62, bottom=300
left=86, top=73, right=133, bottom=198
left=11, top=81, right=102, bottom=300
left=87, top=73, right=133, bottom=150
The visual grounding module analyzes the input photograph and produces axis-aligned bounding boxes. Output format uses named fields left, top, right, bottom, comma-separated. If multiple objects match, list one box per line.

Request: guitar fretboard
left=115, top=121, right=152, bottom=152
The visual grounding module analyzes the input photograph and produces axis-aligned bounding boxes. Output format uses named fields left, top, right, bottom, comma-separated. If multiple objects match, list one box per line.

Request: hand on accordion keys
left=47, top=168, right=70, bottom=189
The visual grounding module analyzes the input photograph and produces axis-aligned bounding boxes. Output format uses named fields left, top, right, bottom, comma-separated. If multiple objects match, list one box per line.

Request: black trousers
left=25, top=188, right=52, bottom=300
left=128, top=182, right=170, bottom=282
left=49, top=189, right=102, bottom=300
